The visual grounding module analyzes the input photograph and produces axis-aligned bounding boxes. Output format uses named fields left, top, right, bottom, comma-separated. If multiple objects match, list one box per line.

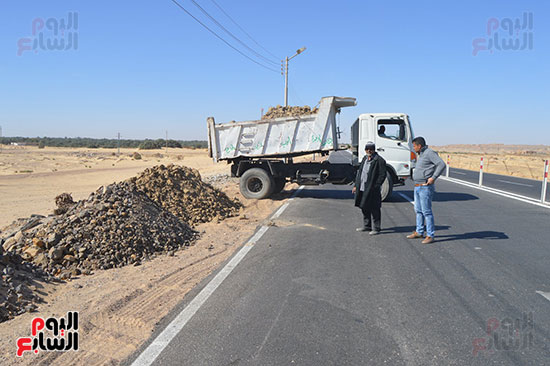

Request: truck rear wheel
left=380, top=171, right=394, bottom=201
left=240, top=168, right=274, bottom=199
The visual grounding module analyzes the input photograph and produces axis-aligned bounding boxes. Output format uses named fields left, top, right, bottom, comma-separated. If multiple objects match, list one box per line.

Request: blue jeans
left=414, top=185, right=435, bottom=237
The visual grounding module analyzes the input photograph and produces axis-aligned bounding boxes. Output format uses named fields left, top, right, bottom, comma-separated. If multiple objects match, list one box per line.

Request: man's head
left=378, top=125, right=386, bottom=134
left=412, top=136, right=426, bottom=154
left=364, top=141, right=375, bottom=157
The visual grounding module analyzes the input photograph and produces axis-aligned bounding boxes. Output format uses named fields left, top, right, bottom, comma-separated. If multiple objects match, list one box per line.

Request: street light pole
left=283, top=47, right=306, bottom=107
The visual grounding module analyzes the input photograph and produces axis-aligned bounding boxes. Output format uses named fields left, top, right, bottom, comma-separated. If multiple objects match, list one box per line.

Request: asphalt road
left=127, top=180, right=550, bottom=365
left=447, top=167, right=549, bottom=202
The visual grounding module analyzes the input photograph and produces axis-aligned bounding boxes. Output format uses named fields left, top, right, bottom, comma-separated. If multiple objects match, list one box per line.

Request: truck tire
left=272, top=177, right=286, bottom=194
left=380, top=171, right=394, bottom=201
left=240, top=168, right=274, bottom=199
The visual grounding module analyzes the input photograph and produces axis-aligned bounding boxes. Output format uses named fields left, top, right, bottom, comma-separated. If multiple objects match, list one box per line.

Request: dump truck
left=207, top=96, right=415, bottom=200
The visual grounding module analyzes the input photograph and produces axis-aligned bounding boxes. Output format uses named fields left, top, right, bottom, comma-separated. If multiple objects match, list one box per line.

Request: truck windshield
left=377, top=119, right=407, bottom=142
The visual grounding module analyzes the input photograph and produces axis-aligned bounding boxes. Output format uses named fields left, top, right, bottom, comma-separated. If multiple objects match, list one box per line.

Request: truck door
left=374, top=116, right=412, bottom=178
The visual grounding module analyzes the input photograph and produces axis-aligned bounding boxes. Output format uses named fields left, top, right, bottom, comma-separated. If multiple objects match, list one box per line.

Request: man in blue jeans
left=407, top=137, right=446, bottom=244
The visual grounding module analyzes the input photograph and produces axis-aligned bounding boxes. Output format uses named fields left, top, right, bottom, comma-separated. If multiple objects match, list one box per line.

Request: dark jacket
left=354, top=153, right=387, bottom=208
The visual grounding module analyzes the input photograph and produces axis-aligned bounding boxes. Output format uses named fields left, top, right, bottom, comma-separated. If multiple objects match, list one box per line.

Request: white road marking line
left=396, top=192, right=414, bottom=206
left=440, top=177, right=550, bottom=210
left=272, top=203, right=289, bottom=219
left=474, top=247, right=482, bottom=250
left=497, top=179, right=533, bottom=187
left=453, top=171, right=467, bottom=175
left=131, top=185, right=305, bottom=366
left=536, top=291, right=550, bottom=302
left=289, top=185, right=304, bottom=200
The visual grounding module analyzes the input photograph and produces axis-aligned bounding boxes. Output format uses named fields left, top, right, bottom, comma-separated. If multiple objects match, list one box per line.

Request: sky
left=0, top=0, right=548, bottom=145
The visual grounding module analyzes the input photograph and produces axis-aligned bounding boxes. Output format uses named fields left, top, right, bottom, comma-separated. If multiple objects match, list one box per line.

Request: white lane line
left=289, top=185, right=304, bottom=200
left=497, top=179, right=533, bottom=187
left=453, top=171, right=467, bottom=175
left=440, top=177, right=550, bottom=210
left=536, top=291, right=550, bottom=302
left=131, top=185, right=305, bottom=366
left=272, top=203, right=289, bottom=219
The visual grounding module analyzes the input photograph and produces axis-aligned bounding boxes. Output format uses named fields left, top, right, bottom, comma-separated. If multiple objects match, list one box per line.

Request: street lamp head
left=296, top=47, right=306, bottom=54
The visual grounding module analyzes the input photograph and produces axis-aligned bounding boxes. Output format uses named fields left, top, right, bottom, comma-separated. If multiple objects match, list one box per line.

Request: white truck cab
left=351, top=113, right=415, bottom=199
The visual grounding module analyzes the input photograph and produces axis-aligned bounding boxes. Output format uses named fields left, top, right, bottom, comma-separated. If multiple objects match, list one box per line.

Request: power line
left=208, top=0, right=280, bottom=62
left=170, top=0, right=279, bottom=73
left=187, top=0, right=280, bottom=66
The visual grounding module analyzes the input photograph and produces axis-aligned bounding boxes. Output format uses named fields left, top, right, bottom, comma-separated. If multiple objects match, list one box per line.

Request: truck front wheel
left=380, top=171, right=394, bottom=201
left=240, top=168, right=274, bottom=199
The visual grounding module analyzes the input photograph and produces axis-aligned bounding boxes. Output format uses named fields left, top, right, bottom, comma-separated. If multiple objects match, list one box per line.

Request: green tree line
left=0, top=137, right=208, bottom=149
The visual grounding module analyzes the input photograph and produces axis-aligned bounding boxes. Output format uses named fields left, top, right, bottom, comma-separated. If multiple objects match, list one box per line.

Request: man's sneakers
left=357, top=227, right=381, bottom=235
left=356, top=227, right=381, bottom=235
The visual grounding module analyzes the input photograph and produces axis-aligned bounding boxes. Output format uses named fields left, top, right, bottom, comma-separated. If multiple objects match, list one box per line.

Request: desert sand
left=433, top=145, right=550, bottom=180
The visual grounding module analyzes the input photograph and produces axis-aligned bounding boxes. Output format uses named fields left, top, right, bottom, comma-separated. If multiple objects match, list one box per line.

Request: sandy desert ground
left=433, top=144, right=550, bottom=180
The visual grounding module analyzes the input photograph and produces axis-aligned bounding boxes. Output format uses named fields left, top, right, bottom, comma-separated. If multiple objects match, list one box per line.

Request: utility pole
left=0, top=125, right=3, bottom=153
left=165, top=130, right=168, bottom=154
left=117, top=132, right=120, bottom=155
left=283, top=47, right=306, bottom=107
left=284, top=56, right=289, bottom=107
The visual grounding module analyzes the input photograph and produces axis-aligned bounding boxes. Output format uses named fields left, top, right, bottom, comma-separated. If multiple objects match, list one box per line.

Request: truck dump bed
left=207, top=96, right=356, bottom=162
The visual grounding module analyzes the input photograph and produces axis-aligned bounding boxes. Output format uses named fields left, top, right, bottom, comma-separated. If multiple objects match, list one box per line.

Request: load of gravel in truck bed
left=261, top=105, right=319, bottom=120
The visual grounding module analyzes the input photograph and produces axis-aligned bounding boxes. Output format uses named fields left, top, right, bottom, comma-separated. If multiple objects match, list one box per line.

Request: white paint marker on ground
left=536, top=290, right=550, bottom=302
left=498, top=180, right=533, bottom=187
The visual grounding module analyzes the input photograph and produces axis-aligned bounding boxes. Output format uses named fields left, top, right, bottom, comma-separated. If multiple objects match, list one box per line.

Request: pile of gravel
left=3, top=181, right=197, bottom=280
left=0, top=244, right=52, bottom=322
left=262, top=105, right=319, bottom=120
left=129, top=164, right=242, bottom=227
